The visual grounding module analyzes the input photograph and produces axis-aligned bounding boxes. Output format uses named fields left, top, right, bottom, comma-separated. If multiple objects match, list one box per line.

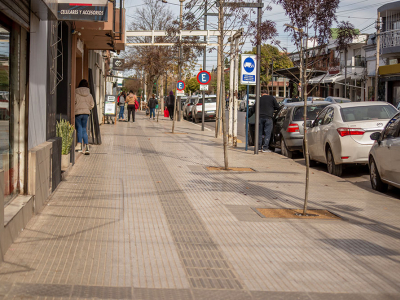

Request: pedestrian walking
left=75, top=79, right=94, bottom=155
left=249, top=90, right=279, bottom=153
left=148, top=94, right=158, bottom=120
left=226, top=95, right=229, bottom=109
left=167, top=91, right=175, bottom=120
left=118, top=91, right=126, bottom=121
left=126, top=90, right=138, bottom=122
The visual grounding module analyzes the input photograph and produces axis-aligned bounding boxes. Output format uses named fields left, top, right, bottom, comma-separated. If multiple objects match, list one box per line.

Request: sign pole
left=245, top=85, right=249, bottom=151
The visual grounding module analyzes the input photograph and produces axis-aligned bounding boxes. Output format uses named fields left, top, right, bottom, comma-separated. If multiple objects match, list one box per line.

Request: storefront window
left=0, top=21, right=16, bottom=205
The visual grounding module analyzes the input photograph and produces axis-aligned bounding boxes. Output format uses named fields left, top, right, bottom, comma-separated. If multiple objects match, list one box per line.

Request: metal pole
left=202, top=0, right=207, bottom=131
left=245, top=85, right=249, bottom=151
left=375, top=12, right=381, bottom=101
left=233, top=37, right=239, bottom=147
left=344, top=50, right=347, bottom=98
left=254, top=0, right=261, bottom=154
left=228, top=39, right=234, bottom=145
left=271, top=59, right=274, bottom=96
left=178, top=0, right=184, bottom=122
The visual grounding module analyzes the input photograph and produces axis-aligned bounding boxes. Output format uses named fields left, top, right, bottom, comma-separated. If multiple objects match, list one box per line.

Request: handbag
left=164, top=107, right=169, bottom=118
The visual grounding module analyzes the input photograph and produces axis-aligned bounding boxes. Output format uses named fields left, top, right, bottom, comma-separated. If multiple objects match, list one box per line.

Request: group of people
left=118, top=90, right=139, bottom=122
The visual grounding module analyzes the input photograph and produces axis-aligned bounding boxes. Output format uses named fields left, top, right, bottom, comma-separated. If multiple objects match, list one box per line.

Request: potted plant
left=56, top=119, right=74, bottom=170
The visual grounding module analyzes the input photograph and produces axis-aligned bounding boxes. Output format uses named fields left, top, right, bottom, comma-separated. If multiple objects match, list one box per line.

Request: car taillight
left=337, top=128, right=365, bottom=137
left=196, top=103, right=202, bottom=106
left=287, top=124, right=299, bottom=133
left=187, top=103, right=191, bottom=106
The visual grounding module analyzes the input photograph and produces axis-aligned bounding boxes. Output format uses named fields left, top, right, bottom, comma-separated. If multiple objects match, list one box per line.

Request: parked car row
left=247, top=100, right=399, bottom=192
left=183, top=95, right=217, bottom=123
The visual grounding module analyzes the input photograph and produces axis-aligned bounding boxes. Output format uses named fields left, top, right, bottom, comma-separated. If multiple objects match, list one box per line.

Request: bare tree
left=183, top=0, right=277, bottom=169
left=275, top=0, right=356, bottom=215
left=124, top=0, right=176, bottom=101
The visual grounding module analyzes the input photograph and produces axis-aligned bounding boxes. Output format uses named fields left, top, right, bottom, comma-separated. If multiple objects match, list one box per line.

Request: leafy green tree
left=185, top=77, right=200, bottom=93
left=245, top=44, right=293, bottom=88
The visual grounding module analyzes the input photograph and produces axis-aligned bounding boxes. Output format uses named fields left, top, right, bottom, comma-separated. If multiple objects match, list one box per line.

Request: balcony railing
left=381, top=29, right=400, bottom=50
left=340, top=57, right=366, bottom=68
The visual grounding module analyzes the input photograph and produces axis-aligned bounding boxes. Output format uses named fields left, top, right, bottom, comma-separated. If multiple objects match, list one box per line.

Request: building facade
left=0, top=0, right=125, bottom=261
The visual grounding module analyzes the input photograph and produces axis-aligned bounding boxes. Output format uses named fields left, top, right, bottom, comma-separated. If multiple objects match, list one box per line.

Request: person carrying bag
left=126, top=90, right=138, bottom=122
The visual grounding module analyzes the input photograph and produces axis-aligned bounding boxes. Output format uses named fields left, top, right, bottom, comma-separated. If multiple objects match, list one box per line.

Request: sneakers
left=84, top=144, right=90, bottom=155
left=75, top=143, right=82, bottom=152
left=262, top=149, right=272, bottom=153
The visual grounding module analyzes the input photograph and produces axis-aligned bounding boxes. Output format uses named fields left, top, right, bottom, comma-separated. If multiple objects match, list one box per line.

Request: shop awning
left=323, top=74, right=345, bottom=83
left=274, top=66, right=326, bottom=82
left=308, top=74, right=328, bottom=84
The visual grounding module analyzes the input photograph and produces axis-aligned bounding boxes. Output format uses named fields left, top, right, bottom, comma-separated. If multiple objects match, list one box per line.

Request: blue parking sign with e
left=177, top=81, right=185, bottom=90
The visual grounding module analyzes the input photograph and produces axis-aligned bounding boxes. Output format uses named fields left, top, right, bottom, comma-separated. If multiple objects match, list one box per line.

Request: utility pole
left=344, top=49, right=347, bottom=98
left=202, top=0, right=207, bottom=131
left=375, top=12, right=381, bottom=101
left=254, top=0, right=262, bottom=154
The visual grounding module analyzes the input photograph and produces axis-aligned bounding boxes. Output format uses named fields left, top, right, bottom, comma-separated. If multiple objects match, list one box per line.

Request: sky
left=124, top=0, right=390, bottom=76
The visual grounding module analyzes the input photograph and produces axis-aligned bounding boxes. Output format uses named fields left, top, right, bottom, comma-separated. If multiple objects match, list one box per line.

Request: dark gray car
left=270, top=101, right=329, bottom=158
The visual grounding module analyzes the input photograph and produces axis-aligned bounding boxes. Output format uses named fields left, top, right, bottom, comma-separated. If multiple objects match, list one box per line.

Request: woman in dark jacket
left=167, top=91, right=175, bottom=120
left=148, top=94, right=158, bottom=120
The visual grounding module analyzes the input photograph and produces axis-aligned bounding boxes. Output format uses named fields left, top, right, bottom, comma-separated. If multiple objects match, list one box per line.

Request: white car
left=191, top=95, right=217, bottom=123
left=239, top=94, right=256, bottom=111
left=306, top=102, right=398, bottom=176
left=183, top=96, right=198, bottom=120
left=369, top=112, right=400, bottom=192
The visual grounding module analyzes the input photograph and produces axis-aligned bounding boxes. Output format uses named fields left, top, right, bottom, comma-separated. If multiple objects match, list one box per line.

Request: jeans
left=127, top=105, right=135, bottom=122
left=150, top=108, right=155, bottom=118
left=118, top=105, right=125, bottom=119
left=259, top=117, right=273, bottom=150
left=75, top=114, right=89, bottom=145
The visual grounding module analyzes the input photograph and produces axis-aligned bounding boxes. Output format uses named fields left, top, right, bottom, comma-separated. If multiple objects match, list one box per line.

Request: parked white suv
left=191, top=95, right=217, bottom=123
left=306, top=102, right=398, bottom=176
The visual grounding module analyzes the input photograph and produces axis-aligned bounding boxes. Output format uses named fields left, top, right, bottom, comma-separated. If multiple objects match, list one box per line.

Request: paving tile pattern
left=135, top=125, right=243, bottom=290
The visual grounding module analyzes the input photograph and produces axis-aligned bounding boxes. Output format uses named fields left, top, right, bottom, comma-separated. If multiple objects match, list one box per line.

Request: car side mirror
left=370, top=131, right=381, bottom=141
left=305, top=120, right=313, bottom=127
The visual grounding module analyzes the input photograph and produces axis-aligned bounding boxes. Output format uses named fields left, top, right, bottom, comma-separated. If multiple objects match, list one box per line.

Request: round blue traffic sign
left=197, top=71, right=211, bottom=85
left=177, top=81, right=185, bottom=90
left=243, top=57, right=255, bottom=73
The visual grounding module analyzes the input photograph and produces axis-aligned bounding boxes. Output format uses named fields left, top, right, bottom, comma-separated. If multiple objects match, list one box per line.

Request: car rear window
left=198, top=97, right=216, bottom=104
left=333, top=98, right=351, bottom=103
left=340, top=105, right=398, bottom=122
left=292, top=105, right=329, bottom=121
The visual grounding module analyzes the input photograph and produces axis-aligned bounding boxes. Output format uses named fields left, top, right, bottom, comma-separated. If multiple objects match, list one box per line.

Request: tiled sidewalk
left=1, top=112, right=400, bottom=300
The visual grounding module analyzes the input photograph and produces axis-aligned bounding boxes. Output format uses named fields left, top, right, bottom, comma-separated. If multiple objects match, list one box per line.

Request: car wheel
left=369, top=157, right=388, bottom=192
left=326, top=147, right=342, bottom=177
left=183, top=112, right=187, bottom=120
left=281, top=139, right=293, bottom=158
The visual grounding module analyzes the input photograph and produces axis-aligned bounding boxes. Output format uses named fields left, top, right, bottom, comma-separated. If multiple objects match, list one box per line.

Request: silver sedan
left=369, top=112, right=400, bottom=192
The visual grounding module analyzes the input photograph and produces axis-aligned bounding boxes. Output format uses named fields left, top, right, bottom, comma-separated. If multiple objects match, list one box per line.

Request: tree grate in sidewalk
left=207, top=167, right=255, bottom=172
left=255, top=208, right=341, bottom=220
left=164, top=132, right=188, bottom=134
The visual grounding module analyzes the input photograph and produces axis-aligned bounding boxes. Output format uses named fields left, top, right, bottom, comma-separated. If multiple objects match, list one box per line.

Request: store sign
left=104, top=95, right=116, bottom=116
left=112, top=59, right=125, bottom=71
left=58, top=0, right=108, bottom=21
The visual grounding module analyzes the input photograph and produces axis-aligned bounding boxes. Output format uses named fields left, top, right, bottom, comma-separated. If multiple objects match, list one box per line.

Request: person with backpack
left=167, top=91, right=175, bottom=120
left=148, top=94, right=158, bottom=120
left=118, top=91, right=126, bottom=121
left=126, top=90, right=138, bottom=122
